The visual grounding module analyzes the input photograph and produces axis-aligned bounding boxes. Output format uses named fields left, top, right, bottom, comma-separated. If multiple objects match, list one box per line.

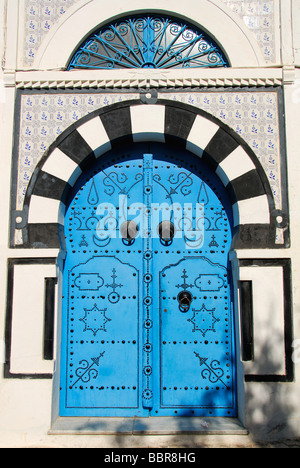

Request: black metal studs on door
left=60, top=142, right=237, bottom=418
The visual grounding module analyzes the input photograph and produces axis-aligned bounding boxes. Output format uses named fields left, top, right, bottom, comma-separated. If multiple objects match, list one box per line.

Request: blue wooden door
left=59, top=143, right=237, bottom=417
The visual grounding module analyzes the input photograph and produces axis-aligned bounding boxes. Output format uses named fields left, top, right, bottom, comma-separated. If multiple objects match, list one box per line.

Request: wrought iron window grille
left=68, top=15, right=229, bottom=70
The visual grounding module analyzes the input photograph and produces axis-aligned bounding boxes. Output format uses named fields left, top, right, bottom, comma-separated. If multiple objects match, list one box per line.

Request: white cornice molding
left=15, top=68, right=283, bottom=89
left=15, top=77, right=283, bottom=89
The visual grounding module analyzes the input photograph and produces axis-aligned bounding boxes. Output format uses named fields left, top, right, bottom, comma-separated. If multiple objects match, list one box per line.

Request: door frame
left=21, top=100, right=276, bottom=431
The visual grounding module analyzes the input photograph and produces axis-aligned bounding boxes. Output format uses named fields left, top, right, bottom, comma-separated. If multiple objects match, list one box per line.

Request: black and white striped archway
left=21, top=99, right=276, bottom=249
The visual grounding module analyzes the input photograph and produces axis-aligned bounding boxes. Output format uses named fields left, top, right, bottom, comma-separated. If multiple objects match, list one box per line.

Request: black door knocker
left=120, top=220, right=139, bottom=245
left=177, top=290, right=193, bottom=313
left=158, top=221, right=175, bottom=246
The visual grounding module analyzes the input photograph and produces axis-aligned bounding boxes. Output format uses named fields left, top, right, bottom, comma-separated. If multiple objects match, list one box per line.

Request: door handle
left=177, top=290, right=193, bottom=312
left=120, top=220, right=139, bottom=245
left=158, top=221, right=175, bottom=246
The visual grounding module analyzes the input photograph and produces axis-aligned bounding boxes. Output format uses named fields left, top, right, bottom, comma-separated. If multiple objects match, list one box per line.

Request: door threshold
left=49, top=416, right=248, bottom=435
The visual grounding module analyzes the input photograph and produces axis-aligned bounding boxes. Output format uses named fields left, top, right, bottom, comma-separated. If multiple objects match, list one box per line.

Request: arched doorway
left=24, top=101, right=275, bottom=252
left=59, top=142, right=237, bottom=417
left=22, top=99, right=276, bottom=422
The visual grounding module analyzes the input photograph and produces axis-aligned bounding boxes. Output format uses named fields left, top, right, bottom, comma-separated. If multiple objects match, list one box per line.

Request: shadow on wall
left=113, top=328, right=296, bottom=446
left=243, top=325, right=297, bottom=442
left=84, top=335, right=297, bottom=446
left=52, top=293, right=297, bottom=446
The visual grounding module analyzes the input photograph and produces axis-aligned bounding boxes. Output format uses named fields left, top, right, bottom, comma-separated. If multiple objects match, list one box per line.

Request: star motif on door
left=80, top=304, right=111, bottom=336
left=187, top=304, right=219, bottom=336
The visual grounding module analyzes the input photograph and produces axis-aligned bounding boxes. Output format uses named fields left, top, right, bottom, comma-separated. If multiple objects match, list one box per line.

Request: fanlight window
left=68, top=15, right=229, bottom=70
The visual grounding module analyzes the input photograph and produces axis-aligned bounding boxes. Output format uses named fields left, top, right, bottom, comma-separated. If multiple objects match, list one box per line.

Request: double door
left=59, top=143, right=237, bottom=417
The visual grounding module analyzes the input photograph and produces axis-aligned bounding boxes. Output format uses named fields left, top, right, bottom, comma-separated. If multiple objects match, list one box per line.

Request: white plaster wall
left=0, top=0, right=299, bottom=448
left=240, top=71, right=300, bottom=440
left=10, top=264, right=56, bottom=375
left=292, top=0, right=300, bottom=66
left=239, top=265, right=286, bottom=376
left=0, top=0, right=9, bottom=384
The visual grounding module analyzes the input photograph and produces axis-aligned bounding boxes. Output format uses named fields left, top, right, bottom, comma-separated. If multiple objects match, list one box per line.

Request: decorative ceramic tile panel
left=159, top=90, right=284, bottom=243
left=23, top=0, right=276, bottom=66
left=16, top=92, right=139, bottom=208
left=221, top=0, right=275, bottom=63
left=15, top=89, right=284, bottom=245
left=24, top=0, right=79, bottom=66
